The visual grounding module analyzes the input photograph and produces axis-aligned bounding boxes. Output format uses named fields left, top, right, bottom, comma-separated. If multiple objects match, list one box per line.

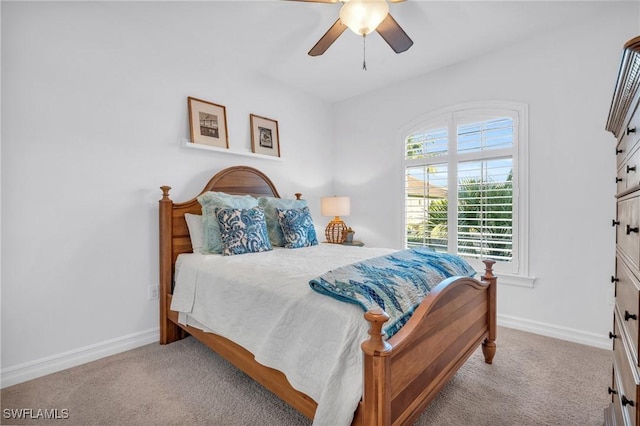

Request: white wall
left=332, top=3, right=639, bottom=346
left=1, top=2, right=334, bottom=385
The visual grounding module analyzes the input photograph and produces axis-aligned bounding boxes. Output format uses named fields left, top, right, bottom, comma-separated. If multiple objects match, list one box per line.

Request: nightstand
left=341, top=241, right=364, bottom=247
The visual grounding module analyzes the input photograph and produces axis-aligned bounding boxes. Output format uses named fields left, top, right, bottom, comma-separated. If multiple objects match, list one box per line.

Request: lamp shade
left=339, top=0, right=389, bottom=36
left=321, top=196, right=351, bottom=217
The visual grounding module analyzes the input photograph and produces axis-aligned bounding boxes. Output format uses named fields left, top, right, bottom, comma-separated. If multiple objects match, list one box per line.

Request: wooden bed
left=158, top=165, right=497, bottom=426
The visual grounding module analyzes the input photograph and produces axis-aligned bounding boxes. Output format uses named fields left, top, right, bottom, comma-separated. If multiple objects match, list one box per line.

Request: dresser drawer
left=610, top=317, right=624, bottom=425
left=618, top=147, right=640, bottom=193
left=613, top=311, right=640, bottom=425
left=611, top=365, right=627, bottom=425
left=612, top=363, right=638, bottom=426
left=617, top=111, right=640, bottom=169
left=616, top=261, right=640, bottom=364
left=629, top=147, right=640, bottom=189
left=617, top=195, right=640, bottom=269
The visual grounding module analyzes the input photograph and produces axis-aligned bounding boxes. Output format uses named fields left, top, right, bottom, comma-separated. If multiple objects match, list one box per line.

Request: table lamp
left=321, top=196, right=351, bottom=243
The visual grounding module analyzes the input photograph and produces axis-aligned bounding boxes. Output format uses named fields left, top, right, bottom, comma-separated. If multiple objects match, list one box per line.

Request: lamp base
left=325, top=218, right=348, bottom=244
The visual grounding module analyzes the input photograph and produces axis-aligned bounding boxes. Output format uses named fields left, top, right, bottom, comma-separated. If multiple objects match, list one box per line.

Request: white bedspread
left=170, top=244, right=396, bottom=426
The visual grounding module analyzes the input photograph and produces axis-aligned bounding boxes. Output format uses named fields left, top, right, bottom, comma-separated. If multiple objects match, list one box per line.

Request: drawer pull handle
left=612, top=276, right=619, bottom=283
left=626, top=225, right=639, bottom=235
left=622, top=395, right=635, bottom=407
left=627, top=127, right=637, bottom=135
left=609, top=331, right=617, bottom=339
left=627, top=164, right=637, bottom=173
left=625, top=310, right=637, bottom=321
left=616, top=177, right=623, bottom=183
left=609, top=386, right=618, bottom=395
left=617, top=148, right=624, bottom=155
left=613, top=220, right=620, bottom=227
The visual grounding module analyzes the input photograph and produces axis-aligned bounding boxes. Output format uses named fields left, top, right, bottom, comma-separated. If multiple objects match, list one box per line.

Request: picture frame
left=250, top=114, right=280, bottom=157
left=188, top=96, right=229, bottom=149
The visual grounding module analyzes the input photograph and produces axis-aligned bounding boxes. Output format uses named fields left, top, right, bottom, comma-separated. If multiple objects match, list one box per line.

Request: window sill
left=486, top=272, right=536, bottom=288
left=467, top=260, right=535, bottom=288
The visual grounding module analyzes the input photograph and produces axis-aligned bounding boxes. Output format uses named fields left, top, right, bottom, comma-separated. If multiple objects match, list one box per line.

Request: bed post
left=481, top=259, right=497, bottom=364
left=361, top=309, right=392, bottom=426
left=159, top=186, right=181, bottom=345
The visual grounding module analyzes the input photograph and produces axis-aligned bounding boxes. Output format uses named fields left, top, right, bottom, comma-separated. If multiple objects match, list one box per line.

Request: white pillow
left=184, top=213, right=204, bottom=253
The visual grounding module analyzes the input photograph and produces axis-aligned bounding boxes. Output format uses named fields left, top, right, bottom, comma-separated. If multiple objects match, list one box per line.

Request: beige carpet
left=1, top=327, right=610, bottom=425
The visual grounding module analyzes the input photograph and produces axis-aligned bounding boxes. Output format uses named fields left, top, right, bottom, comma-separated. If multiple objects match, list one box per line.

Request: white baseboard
left=1, top=327, right=159, bottom=389
left=498, top=314, right=611, bottom=350
left=0, top=316, right=611, bottom=389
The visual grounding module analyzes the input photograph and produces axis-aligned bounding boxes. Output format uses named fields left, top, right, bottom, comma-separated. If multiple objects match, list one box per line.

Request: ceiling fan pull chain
left=362, top=34, right=367, bottom=71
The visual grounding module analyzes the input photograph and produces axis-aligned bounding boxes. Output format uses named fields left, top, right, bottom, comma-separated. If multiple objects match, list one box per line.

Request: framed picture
left=250, top=114, right=280, bottom=157
left=188, top=97, right=229, bottom=149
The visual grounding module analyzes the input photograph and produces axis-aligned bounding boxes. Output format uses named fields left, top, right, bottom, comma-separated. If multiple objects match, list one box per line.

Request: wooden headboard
left=160, top=165, right=281, bottom=266
left=158, top=165, right=282, bottom=301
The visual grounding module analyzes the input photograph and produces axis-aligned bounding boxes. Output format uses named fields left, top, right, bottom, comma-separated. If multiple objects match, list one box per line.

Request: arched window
left=403, top=102, right=530, bottom=281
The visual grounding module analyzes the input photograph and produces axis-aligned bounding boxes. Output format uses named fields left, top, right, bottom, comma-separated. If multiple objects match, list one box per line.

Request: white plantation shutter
left=405, top=127, right=448, bottom=159
left=403, top=103, right=527, bottom=277
left=457, top=117, right=514, bottom=154
left=405, top=163, right=448, bottom=251
left=456, top=159, right=513, bottom=262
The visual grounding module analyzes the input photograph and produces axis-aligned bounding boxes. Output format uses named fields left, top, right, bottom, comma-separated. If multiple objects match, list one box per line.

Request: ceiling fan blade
left=308, top=19, right=347, bottom=56
left=376, top=13, right=413, bottom=54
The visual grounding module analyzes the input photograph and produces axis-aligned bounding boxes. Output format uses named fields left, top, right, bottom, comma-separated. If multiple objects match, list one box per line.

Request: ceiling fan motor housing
left=339, top=0, right=390, bottom=35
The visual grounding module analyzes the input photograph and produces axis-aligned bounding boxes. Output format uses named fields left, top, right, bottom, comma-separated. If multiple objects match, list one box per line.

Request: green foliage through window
left=406, top=171, right=513, bottom=261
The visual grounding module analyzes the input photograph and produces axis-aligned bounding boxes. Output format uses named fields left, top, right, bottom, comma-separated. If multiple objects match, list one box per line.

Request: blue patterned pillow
left=197, top=192, right=258, bottom=254
left=216, top=206, right=272, bottom=256
left=276, top=207, right=318, bottom=249
left=258, top=196, right=308, bottom=247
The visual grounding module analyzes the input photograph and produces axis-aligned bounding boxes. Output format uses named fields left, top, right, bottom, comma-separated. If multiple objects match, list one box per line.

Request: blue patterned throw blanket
left=309, top=248, right=476, bottom=338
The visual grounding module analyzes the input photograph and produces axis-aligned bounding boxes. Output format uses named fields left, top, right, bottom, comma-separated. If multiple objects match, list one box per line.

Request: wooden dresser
left=605, top=35, right=640, bottom=426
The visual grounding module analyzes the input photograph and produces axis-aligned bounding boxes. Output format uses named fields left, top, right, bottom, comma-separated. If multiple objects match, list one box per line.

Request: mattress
left=170, top=243, right=397, bottom=426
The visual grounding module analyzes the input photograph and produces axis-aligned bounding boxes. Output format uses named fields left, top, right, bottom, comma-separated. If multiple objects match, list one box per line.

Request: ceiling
left=158, top=1, right=628, bottom=103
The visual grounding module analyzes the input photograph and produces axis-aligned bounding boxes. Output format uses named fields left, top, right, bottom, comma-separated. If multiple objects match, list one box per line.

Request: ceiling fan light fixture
left=339, top=0, right=389, bottom=36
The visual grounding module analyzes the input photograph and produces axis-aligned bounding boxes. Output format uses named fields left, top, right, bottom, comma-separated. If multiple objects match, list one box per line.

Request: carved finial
left=361, top=309, right=392, bottom=356
left=482, top=259, right=496, bottom=281
left=160, top=186, right=172, bottom=201
left=294, top=193, right=302, bottom=200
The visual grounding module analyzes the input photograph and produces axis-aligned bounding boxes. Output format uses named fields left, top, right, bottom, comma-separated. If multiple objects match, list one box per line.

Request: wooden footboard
left=359, top=260, right=497, bottom=426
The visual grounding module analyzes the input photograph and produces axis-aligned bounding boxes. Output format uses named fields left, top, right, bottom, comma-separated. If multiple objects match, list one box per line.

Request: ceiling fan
left=289, top=0, right=413, bottom=57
